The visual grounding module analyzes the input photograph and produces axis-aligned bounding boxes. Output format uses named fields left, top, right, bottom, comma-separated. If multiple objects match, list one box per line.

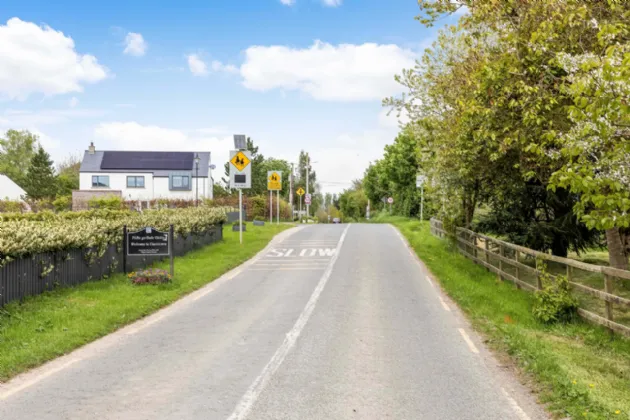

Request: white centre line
left=458, top=328, right=480, bottom=354
left=227, top=224, right=351, bottom=420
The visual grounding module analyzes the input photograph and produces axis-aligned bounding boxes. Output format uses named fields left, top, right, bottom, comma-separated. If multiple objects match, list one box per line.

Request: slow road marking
left=227, top=224, right=351, bottom=420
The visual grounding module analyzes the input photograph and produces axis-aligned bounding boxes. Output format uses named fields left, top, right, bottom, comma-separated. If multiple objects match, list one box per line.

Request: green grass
left=380, top=216, right=630, bottom=419
left=0, top=223, right=292, bottom=382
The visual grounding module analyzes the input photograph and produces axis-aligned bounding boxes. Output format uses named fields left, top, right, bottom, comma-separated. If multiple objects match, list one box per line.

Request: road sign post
left=230, top=146, right=252, bottom=245
left=388, top=197, right=394, bottom=214
left=296, top=187, right=305, bottom=223
left=267, top=171, right=283, bottom=224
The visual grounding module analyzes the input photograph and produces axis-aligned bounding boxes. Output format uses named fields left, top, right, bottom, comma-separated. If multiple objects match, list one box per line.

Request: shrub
left=0, top=200, right=24, bottom=213
left=532, top=263, right=578, bottom=324
left=89, top=195, right=123, bottom=210
left=128, top=268, right=172, bottom=285
left=52, top=195, right=72, bottom=212
left=250, top=196, right=267, bottom=219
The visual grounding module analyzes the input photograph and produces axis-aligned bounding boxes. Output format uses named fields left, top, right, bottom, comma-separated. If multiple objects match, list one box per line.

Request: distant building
left=78, top=142, right=214, bottom=201
left=0, top=174, right=26, bottom=201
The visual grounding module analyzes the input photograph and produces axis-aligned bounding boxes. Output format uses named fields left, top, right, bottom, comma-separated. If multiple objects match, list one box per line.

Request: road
left=0, top=224, right=546, bottom=419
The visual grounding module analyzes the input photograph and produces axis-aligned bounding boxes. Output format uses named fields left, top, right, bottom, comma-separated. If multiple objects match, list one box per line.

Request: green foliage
left=249, top=196, right=267, bottom=219
left=0, top=207, right=227, bottom=264
left=24, top=146, right=56, bottom=200
left=532, top=264, right=578, bottom=324
left=338, top=187, right=367, bottom=220
left=0, top=129, right=37, bottom=189
left=52, top=195, right=72, bottom=212
left=88, top=195, right=124, bottom=210
left=55, top=154, right=81, bottom=196
left=0, top=200, right=24, bottom=213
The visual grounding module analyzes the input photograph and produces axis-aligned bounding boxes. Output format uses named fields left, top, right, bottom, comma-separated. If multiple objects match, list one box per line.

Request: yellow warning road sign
left=268, top=171, right=282, bottom=191
left=230, top=151, right=251, bottom=172
left=296, top=187, right=305, bottom=196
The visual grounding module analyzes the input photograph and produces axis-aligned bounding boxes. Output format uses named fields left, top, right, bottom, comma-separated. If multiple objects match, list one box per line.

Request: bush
left=89, top=195, right=124, bottom=210
left=128, top=268, right=172, bottom=285
left=532, top=263, right=578, bottom=324
left=250, top=196, right=267, bottom=220
left=52, top=195, right=72, bottom=212
left=0, top=200, right=24, bottom=213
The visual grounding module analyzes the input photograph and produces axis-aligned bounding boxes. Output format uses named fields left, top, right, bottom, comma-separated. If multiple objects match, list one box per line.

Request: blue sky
left=0, top=0, right=459, bottom=192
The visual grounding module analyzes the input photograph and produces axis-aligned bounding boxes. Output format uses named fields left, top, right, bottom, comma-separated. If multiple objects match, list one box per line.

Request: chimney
left=88, top=142, right=95, bottom=155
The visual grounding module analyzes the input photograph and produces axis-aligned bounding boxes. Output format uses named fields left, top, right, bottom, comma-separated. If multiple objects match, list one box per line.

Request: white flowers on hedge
left=0, top=208, right=227, bottom=265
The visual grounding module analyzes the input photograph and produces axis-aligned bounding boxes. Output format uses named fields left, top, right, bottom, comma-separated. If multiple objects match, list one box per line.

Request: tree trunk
left=606, top=227, right=629, bottom=270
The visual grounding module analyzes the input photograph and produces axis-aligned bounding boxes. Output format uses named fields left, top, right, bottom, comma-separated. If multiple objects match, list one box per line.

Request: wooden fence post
left=604, top=273, right=614, bottom=335
left=498, top=244, right=504, bottom=282
left=514, top=250, right=521, bottom=289
left=535, top=259, right=543, bottom=290
left=485, top=239, right=490, bottom=272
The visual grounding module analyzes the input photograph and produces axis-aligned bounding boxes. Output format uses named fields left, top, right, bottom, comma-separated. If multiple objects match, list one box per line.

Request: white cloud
left=211, top=60, right=239, bottom=74
left=280, top=0, right=295, bottom=5
left=239, top=40, right=416, bottom=101
left=69, top=97, right=79, bottom=108
left=322, top=0, right=342, bottom=6
left=187, top=54, right=208, bottom=76
left=94, top=122, right=233, bottom=166
left=123, top=32, right=147, bottom=56
left=1, top=108, right=107, bottom=126
left=0, top=18, right=108, bottom=100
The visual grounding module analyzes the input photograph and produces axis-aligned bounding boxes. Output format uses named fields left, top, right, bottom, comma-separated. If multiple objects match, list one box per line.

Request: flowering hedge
left=0, top=207, right=226, bottom=265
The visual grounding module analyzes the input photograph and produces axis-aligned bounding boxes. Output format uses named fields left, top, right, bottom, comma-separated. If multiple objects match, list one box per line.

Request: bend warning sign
left=268, top=171, right=282, bottom=191
left=296, top=187, right=305, bottom=196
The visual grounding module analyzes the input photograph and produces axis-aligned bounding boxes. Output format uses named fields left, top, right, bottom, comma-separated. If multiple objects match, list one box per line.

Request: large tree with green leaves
left=0, top=129, right=38, bottom=189
left=55, top=153, right=81, bottom=196
left=25, top=146, right=56, bottom=199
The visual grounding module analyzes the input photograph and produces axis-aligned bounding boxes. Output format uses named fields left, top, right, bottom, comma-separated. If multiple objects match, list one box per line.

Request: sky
left=0, top=0, right=461, bottom=193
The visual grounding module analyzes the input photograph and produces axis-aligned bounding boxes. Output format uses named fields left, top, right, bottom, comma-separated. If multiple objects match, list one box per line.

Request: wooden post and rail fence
left=430, top=218, right=630, bottom=337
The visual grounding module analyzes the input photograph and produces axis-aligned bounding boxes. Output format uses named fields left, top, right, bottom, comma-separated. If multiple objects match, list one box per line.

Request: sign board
left=387, top=197, right=394, bottom=204
left=416, top=175, right=427, bottom=188
left=296, top=187, right=305, bottom=196
left=127, top=227, right=169, bottom=256
left=267, top=171, right=282, bottom=191
left=229, top=150, right=252, bottom=189
left=305, top=193, right=312, bottom=205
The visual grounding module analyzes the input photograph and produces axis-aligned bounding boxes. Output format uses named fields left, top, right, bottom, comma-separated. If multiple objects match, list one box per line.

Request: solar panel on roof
left=100, top=151, right=194, bottom=170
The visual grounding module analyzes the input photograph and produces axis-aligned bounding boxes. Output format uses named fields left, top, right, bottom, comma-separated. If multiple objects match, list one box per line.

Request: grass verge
left=381, top=216, right=630, bottom=419
left=0, top=223, right=292, bottom=382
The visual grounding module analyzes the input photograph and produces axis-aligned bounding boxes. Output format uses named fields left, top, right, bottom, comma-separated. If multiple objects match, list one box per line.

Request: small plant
left=52, top=195, right=72, bottom=212
left=128, top=268, right=172, bottom=285
left=532, top=262, right=578, bottom=324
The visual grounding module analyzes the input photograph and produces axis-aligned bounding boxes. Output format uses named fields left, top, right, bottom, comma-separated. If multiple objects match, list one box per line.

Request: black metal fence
left=0, top=224, right=223, bottom=307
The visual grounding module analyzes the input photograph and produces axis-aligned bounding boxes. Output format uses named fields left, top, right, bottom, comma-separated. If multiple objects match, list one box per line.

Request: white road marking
left=227, top=224, right=351, bottom=420
left=458, top=328, right=480, bottom=354
left=0, top=359, right=78, bottom=400
left=438, top=295, right=451, bottom=311
left=501, top=388, right=531, bottom=420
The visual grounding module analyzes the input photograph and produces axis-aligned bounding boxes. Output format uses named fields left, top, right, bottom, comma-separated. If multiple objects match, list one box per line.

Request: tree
left=25, top=146, right=56, bottom=199
left=260, top=158, right=291, bottom=197
left=56, top=153, right=81, bottom=196
left=0, top=129, right=38, bottom=188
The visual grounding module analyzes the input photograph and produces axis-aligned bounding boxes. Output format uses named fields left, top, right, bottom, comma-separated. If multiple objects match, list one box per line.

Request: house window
left=92, top=175, right=109, bottom=188
left=127, top=176, right=145, bottom=188
left=171, top=175, right=190, bottom=190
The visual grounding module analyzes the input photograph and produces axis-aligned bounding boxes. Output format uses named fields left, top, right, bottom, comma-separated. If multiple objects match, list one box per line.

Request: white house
left=79, top=143, right=214, bottom=201
left=0, top=174, right=27, bottom=201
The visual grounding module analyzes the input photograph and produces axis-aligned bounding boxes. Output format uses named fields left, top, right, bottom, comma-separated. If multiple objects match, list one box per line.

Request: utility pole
left=289, top=162, right=294, bottom=220
left=306, top=154, right=310, bottom=218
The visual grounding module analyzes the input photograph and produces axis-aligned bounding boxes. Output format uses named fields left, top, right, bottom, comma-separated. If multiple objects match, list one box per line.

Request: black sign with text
left=127, top=227, right=170, bottom=256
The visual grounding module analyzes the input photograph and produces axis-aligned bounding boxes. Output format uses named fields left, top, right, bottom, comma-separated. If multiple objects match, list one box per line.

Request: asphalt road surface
left=0, top=224, right=547, bottom=419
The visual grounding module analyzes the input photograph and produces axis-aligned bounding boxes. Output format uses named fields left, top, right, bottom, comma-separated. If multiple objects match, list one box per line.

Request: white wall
left=0, top=174, right=26, bottom=201
left=80, top=173, right=212, bottom=201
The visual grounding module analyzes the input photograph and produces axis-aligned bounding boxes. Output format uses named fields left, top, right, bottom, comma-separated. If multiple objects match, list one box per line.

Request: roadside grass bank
left=380, top=216, right=630, bottom=419
left=0, top=223, right=292, bottom=382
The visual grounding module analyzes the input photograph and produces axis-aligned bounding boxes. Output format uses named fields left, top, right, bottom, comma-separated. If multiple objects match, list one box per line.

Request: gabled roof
left=80, top=150, right=211, bottom=177
left=0, top=174, right=26, bottom=201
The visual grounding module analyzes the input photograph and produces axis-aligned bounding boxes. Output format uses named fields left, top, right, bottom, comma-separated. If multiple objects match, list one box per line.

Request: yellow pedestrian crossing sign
left=268, top=171, right=282, bottom=191
left=296, top=187, right=305, bottom=196
left=230, top=151, right=251, bottom=172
